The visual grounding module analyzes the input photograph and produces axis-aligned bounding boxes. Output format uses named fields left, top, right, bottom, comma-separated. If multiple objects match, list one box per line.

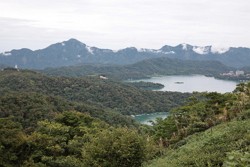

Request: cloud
left=0, top=0, right=250, bottom=52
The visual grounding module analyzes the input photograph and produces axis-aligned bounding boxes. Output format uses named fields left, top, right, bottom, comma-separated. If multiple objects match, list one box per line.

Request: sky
left=0, top=0, right=250, bottom=52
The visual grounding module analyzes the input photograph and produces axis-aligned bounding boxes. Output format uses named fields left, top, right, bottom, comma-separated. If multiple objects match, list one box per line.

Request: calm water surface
left=131, top=75, right=238, bottom=124
left=132, top=75, right=238, bottom=93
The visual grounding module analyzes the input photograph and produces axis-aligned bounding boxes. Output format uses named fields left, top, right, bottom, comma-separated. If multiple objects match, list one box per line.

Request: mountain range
left=44, top=57, right=232, bottom=80
left=1, top=38, right=250, bottom=69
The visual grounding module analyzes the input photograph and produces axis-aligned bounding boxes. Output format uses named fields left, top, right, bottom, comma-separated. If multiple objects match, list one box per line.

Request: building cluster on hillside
left=99, top=75, right=108, bottom=80
left=221, top=70, right=244, bottom=76
left=220, top=70, right=250, bottom=79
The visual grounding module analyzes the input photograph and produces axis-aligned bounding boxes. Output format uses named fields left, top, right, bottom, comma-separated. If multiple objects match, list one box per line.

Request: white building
left=236, top=70, right=244, bottom=76
left=99, top=75, right=108, bottom=80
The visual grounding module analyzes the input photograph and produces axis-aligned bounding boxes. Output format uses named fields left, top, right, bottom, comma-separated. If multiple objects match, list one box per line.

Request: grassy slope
left=146, top=115, right=250, bottom=167
left=145, top=116, right=250, bottom=167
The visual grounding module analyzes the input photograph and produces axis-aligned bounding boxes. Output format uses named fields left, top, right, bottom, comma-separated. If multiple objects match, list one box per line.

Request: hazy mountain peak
left=1, top=51, right=12, bottom=56
left=118, top=47, right=138, bottom=52
left=85, top=45, right=94, bottom=54
left=192, top=46, right=211, bottom=55
left=160, top=45, right=174, bottom=51
left=0, top=39, right=249, bottom=69
left=176, top=43, right=193, bottom=50
left=181, top=43, right=188, bottom=50
left=139, top=48, right=157, bottom=52
left=126, top=47, right=137, bottom=50
left=65, top=38, right=83, bottom=44
left=56, top=38, right=86, bottom=48
left=211, top=46, right=230, bottom=54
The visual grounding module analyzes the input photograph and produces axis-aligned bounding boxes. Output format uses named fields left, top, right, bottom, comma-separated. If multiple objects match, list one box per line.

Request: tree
left=0, top=118, right=27, bottom=166
left=82, top=128, right=147, bottom=167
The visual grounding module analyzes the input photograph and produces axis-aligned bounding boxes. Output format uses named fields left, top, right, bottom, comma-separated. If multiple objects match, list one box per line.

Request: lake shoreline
left=129, top=74, right=238, bottom=93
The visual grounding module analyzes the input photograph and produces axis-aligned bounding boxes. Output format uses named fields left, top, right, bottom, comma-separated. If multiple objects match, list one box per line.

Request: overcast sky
left=0, top=0, right=250, bottom=52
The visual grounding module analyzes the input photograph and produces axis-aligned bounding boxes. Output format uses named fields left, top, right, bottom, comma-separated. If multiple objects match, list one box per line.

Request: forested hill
left=0, top=69, right=190, bottom=166
left=145, top=82, right=250, bottom=167
left=0, top=68, right=250, bottom=166
left=0, top=69, right=190, bottom=115
left=44, top=57, right=232, bottom=80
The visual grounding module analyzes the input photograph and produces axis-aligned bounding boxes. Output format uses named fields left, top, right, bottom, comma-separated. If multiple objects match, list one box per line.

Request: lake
left=131, top=75, right=238, bottom=124
left=132, top=75, right=238, bottom=93
left=133, top=112, right=169, bottom=125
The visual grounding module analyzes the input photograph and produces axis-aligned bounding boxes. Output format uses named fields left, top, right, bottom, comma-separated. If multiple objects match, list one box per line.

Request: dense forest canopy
left=0, top=69, right=249, bottom=166
left=0, top=70, right=190, bottom=115
left=145, top=82, right=250, bottom=166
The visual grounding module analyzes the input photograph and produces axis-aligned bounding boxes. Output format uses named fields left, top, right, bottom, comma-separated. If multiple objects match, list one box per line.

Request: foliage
left=0, top=111, right=159, bottom=167
left=83, top=128, right=147, bottom=167
left=0, top=92, right=73, bottom=130
left=148, top=91, right=245, bottom=146
left=127, top=81, right=164, bottom=90
left=0, top=70, right=190, bottom=115
left=145, top=82, right=250, bottom=167
left=0, top=118, right=27, bottom=167
left=44, top=57, right=232, bottom=80
left=146, top=119, right=250, bottom=167
left=223, top=151, right=250, bottom=167
left=24, top=111, right=108, bottom=167
left=1, top=69, right=250, bottom=167
left=0, top=91, right=138, bottom=130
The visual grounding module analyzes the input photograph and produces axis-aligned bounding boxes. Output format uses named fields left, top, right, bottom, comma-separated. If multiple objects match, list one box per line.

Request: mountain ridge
left=44, top=57, right=233, bottom=80
left=1, top=38, right=250, bottom=69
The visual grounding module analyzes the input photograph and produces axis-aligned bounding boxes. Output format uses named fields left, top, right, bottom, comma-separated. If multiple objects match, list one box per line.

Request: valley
left=1, top=0, right=250, bottom=166
left=0, top=39, right=250, bottom=167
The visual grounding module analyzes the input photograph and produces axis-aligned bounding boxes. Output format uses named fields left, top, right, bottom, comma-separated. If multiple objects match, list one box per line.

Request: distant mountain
left=0, top=39, right=165, bottom=69
left=44, top=57, right=233, bottom=80
left=160, top=44, right=250, bottom=68
left=1, top=39, right=250, bottom=69
left=0, top=64, right=7, bottom=69
left=241, top=66, right=250, bottom=73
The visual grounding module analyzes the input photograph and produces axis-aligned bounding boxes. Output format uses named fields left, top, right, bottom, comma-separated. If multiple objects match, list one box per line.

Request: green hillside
left=1, top=69, right=250, bottom=167
left=44, top=57, right=232, bottom=80
left=0, top=92, right=138, bottom=130
left=144, top=82, right=250, bottom=167
left=0, top=69, right=167, bottom=166
left=146, top=118, right=250, bottom=167
left=0, top=69, right=190, bottom=115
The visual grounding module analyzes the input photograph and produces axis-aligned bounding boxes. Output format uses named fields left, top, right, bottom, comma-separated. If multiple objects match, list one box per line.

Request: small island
left=175, top=82, right=184, bottom=84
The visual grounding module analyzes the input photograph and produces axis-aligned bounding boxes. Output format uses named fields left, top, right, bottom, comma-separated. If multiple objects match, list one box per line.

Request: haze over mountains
left=1, top=38, right=250, bottom=69
left=44, top=57, right=232, bottom=80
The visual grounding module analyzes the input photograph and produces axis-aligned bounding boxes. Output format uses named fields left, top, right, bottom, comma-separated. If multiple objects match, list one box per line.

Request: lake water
left=132, top=75, right=238, bottom=93
left=131, top=75, right=238, bottom=124
left=133, top=112, right=169, bottom=125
